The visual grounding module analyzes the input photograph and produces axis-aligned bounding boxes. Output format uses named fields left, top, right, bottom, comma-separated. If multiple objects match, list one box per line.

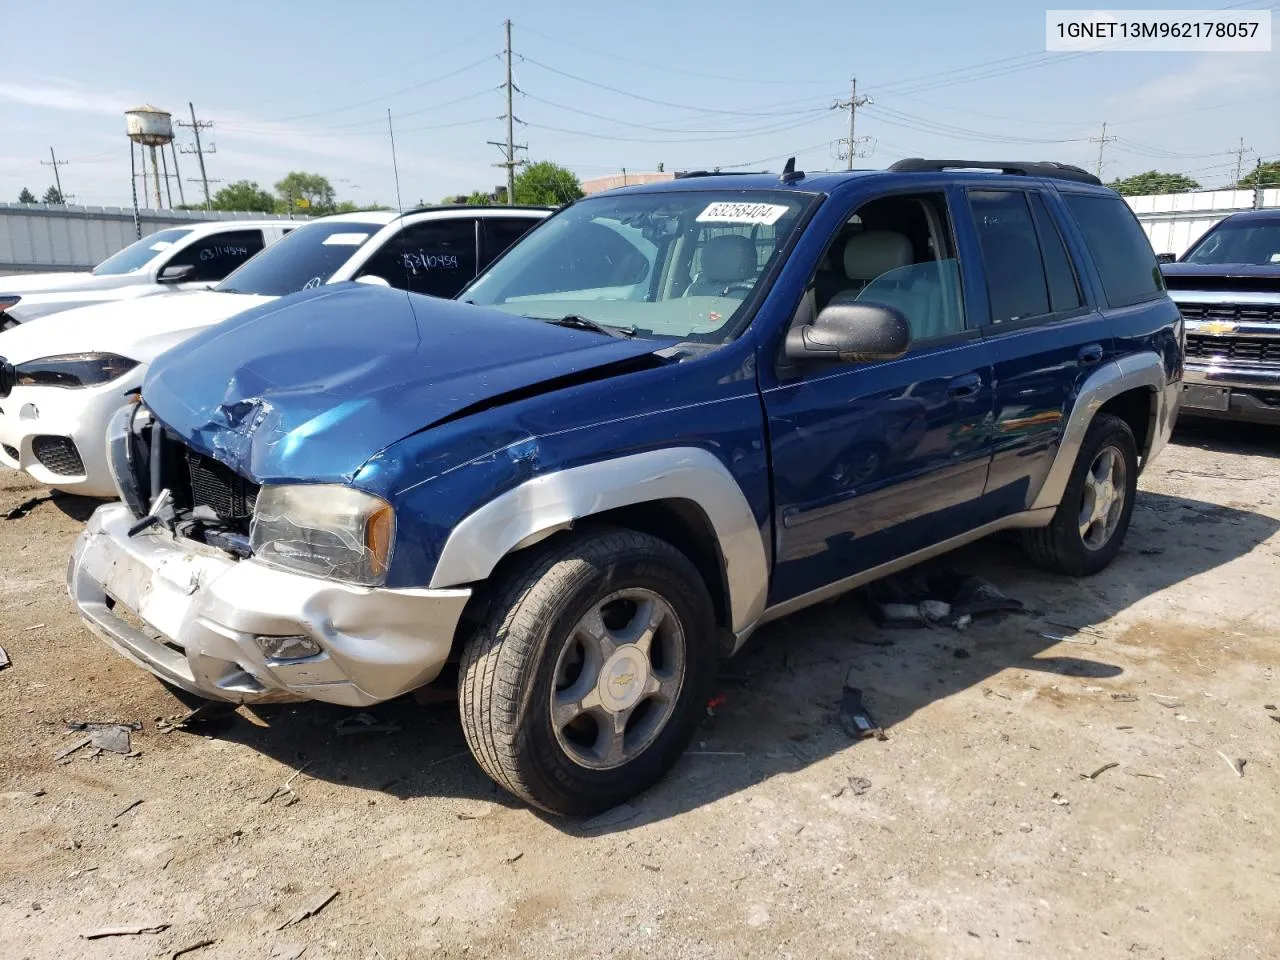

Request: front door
left=763, top=189, right=994, bottom=606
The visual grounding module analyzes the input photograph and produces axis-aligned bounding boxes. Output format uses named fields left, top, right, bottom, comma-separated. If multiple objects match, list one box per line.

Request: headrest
left=843, top=230, right=913, bottom=281
left=700, top=234, right=757, bottom=283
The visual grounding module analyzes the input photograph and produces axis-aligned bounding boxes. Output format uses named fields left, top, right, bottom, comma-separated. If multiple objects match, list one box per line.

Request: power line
left=40, top=147, right=68, bottom=200
left=524, top=111, right=834, bottom=145
left=1091, top=122, right=1117, bottom=177
left=832, top=79, right=871, bottom=170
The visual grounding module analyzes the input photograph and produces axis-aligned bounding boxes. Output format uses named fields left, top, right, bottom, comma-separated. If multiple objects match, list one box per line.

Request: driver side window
left=163, top=230, right=265, bottom=282
left=801, top=193, right=966, bottom=344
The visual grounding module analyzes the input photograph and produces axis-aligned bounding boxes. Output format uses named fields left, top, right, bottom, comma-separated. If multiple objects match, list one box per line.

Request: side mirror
left=355, top=274, right=391, bottom=287
left=158, top=264, right=195, bottom=284
left=785, top=301, right=912, bottom=363
left=1155, top=253, right=1177, bottom=264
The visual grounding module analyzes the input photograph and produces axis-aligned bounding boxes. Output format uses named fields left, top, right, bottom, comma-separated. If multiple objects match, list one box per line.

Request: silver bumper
left=1183, top=361, right=1280, bottom=423
left=68, top=503, right=471, bottom=706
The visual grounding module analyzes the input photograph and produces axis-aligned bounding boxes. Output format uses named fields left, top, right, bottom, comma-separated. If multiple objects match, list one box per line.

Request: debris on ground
left=838, top=678, right=886, bottom=740
left=582, top=803, right=640, bottom=830
left=172, top=938, right=217, bottom=959
left=953, top=648, right=971, bottom=659
left=262, top=761, right=313, bottom=807
left=0, top=645, right=9, bottom=671
left=456, top=802, right=495, bottom=821
left=156, top=701, right=237, bottom=734
left=865, top=568, right=1023, bottom=630
left=269, top=944, right=306, bottom=960
left=5, top=494, right=54, bottom=520
left=1110, top=693, right=1139, bottom=702
left=502, top=849, right=524, bottom=864
left=53, top=737, right=92, bottom=762
left=828, top=776, right=873, bottom=799
left=1081, top=762, right=1119, bottom=780
left=112, top=798, right=143, bottom=821
left=276, top=889, right=339, bottom=931
left=65, top=720, right=141, bottom=755
left=333, top=712, right=401, bottom=736
left=80, top=923, right=170, bottom=939
left=1151, top=694, right=1184, bottom=709
left=1217, top=751, right=1246, bottom=777
left=1036, top=630, right=1098, bottom=645
left=1051, top=792, right=1070, bottom=806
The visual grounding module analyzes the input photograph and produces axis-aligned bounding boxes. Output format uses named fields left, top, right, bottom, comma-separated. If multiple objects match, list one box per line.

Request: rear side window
left=163, top=230, right=265, bottom=282
left=1063, top=193, right=1164, bottom=307
left=360, top=219, right=479, bottom=297
left=1028, top=193, right=1082, bottom=313
left=482, top=217, right=540, bottom=264
left=968, top=191, right=1050, bottom=323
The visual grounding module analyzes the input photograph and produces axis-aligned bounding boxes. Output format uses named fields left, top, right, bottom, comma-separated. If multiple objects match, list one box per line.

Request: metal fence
left=0, top=203, right=301, bottom=276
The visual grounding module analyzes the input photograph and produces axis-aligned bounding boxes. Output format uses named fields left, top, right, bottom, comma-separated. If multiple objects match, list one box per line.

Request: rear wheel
left=1023, top=413, right=1138, bottom=576
left=458, top=527, right=716, bottom=816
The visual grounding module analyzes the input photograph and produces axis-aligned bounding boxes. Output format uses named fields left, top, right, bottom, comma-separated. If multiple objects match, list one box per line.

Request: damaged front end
left=68, top=400, right=471, bottom=706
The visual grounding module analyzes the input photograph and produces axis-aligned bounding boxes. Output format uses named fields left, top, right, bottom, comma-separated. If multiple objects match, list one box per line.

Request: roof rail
left=887, top=158, right=1103, bottom=186
left=672, top=170, right=765, bottom=179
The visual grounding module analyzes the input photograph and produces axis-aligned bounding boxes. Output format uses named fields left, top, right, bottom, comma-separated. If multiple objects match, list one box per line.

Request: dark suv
left=1161, top=208, right=1280, bottom=423
left=70, top=159, right=1183, bottom=814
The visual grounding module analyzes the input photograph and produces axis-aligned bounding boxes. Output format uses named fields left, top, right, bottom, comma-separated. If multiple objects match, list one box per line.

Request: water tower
left=125, top=105, right=183, bottom=210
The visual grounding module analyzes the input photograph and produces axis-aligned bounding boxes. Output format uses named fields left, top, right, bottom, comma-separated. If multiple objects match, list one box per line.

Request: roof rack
left=672, top=170, right=765, bottom=179
left=888, top=158, right=1102, bottom=186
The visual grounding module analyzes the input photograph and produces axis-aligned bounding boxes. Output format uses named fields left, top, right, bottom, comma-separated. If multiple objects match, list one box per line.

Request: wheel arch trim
left=1031, top=351, right=1169, bottom=512
left=428, top=446, right=770, bottom=633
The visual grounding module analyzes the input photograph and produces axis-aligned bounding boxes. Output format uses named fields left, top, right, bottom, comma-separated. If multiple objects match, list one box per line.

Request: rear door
left=959, top=187, right=1111, bottom=516
left=356, top=217, right=480, bottom=298
left=161, top=229, right=266, bottom=289
left=763, top=187, right=995, bottom=605
left=480, top=216, right=541, bottom=271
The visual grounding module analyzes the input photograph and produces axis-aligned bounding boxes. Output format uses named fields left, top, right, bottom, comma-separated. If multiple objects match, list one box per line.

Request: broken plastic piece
left=839, top=683, right=884, bottom=740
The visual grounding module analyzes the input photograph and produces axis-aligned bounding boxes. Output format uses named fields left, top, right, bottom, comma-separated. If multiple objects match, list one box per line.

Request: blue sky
left=1, top=0, right=1276, bottom=207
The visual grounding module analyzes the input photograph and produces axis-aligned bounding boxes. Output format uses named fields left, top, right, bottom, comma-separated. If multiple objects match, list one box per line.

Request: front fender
left=428, top=446, right=770, bottom=633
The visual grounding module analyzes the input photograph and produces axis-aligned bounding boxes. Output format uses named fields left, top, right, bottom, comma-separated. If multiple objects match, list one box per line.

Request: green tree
left=1109, top=171, right=1201, bottom=196
left=17, top=187, right=37, bottom=204
left=42, top=185, right=65, bottom=204
left=465, top=191, right=493, bottom=206
left=274, top=171, right=337, bottom=216
left=513, top=161, right=584, bottom=205
left=333, top=200, right=391, bottom=213
left=211, top=180, right=277, bottom=213
left=1233, top=160, right=1280, bottom=189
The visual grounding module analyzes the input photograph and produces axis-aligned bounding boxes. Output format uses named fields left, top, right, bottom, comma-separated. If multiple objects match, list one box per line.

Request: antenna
left=780, top=157, right=804, bottom=183
left=387, top=108, right=404, bottom=217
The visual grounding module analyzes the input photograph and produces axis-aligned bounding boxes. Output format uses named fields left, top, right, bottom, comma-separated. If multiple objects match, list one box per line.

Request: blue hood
left=143, top=284, right=665, bottom=483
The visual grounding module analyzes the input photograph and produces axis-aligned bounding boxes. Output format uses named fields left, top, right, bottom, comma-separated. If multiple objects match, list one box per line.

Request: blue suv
left=68, top=159, right=1183, bottom=814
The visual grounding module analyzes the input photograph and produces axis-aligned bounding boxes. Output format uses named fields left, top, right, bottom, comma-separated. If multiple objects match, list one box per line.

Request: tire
left=457, top=526, right=717, bottom=816
left=1023, top=413, right=1138, bottom=577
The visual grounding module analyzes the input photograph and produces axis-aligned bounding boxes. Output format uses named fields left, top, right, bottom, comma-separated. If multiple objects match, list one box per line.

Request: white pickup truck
left=0, top=220, right=292, bottom=328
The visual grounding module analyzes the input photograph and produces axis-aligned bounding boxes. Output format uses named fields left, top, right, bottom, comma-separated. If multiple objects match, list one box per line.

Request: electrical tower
left=833, top=79, right=871, bottom=171
left=1091, top=122, right=1117, bottom=178
left=41, top=147, right=69, bottom=201
left=177, top=103, right=216, bottom=208
left=488, top=19, right=526, bottom=203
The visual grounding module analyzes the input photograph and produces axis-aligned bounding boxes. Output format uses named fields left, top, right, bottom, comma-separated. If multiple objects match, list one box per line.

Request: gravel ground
left=2, top=420, right=1278, bottom=960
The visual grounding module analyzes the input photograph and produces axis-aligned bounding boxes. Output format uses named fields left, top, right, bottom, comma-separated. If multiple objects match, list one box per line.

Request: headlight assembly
left=250, top=484, right=395, bottom=587
left=15, top=353, right=138, bottom=389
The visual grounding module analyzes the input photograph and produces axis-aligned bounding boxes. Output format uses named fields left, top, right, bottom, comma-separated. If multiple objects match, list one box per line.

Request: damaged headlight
left=16, top=352, right=138, bottom=389
left=250, top=485, right=395, bottom=587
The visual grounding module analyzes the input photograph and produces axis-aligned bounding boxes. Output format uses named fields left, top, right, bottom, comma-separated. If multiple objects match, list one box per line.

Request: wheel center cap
left=597, top=646, right=649, bottom=712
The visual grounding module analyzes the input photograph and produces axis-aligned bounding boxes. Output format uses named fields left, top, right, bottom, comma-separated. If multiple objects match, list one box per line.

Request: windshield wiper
left=541, top=314, right=636, bottom=338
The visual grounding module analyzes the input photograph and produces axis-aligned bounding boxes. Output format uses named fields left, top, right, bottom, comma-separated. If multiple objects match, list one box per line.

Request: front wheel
left=1022, top=412, right=1139, bottom=576
left=458, top=527, right=717, bottom=816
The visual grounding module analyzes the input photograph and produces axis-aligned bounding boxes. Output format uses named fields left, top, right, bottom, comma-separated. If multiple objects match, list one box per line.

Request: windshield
left=464, top=190, right=813, bottom=341
left=1183, top=219, right=1280, bottom=266
left=92, top=228, right=194, bottom=275
left=215, top=220, right=380, bottom=295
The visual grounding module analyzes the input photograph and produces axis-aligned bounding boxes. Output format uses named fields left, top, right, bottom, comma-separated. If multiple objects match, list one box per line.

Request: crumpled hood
left=142, top=284, right=665, bottom=484
left=0, top=289, right=272, bottom=364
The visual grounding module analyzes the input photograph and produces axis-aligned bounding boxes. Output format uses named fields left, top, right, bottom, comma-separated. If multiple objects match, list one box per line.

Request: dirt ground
left=2, top=420, right=1278, bottom=960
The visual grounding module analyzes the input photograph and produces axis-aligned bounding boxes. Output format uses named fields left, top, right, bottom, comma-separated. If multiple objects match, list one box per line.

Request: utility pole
left=1091, top=122, right=1116, bottom=178
left=177, top=102, right=215, bottom=208
left=488, top=19, right=526, bottom=204
left=832, top=79, right=871, bottom=170
left=1253, top=157, right=1265, bottom=209
left=1232, top=137, right=1251, bottom=188
left=41, top=147, right=69, bottom=201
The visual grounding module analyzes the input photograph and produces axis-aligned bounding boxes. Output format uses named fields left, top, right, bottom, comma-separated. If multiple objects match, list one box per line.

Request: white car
left=0, top=220, right=292, bottom=328
left=0, top=205, right=549, bottom=496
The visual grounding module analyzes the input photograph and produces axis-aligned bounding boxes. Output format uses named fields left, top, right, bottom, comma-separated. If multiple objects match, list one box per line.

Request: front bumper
left=68, top=503, right=472, bottom=706
left=0, top=379, right=138, bottom=496
left=1182, top=361, right=1280, bottom=424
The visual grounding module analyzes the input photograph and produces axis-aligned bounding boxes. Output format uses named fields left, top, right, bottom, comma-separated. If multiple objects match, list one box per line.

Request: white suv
left=0, top=206, right=549, bottom=496
left=0, top=220, right=292, bottom=327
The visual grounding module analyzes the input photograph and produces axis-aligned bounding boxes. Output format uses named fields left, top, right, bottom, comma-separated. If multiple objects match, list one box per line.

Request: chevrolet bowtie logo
left=1198, top=320, right=1239, bottom=335
left=612, top=671, right=635, bottom=687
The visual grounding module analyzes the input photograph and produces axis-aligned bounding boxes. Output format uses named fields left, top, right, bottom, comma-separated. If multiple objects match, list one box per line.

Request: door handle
left=1078, top=343, right=1104, bottom=366
left=948, top=373, right=983, bottom=398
